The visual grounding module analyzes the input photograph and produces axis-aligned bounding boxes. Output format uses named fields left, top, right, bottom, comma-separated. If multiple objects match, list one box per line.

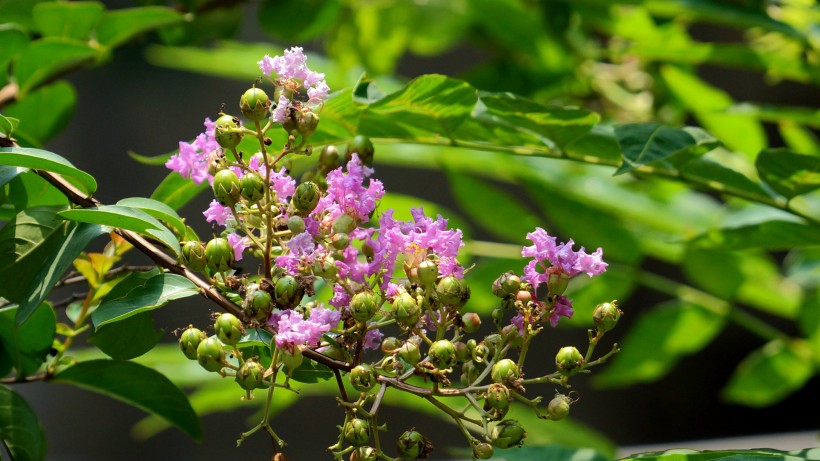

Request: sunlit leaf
left=13, top=37, right=97, bottom=97
left=0, top=146, right=97, bottom=195
left=722, top=340, right=813, bottom=407
left=32, top=1, right=103, bottom=40
left=2, top=81, right=77, bottom=146
left=91, top=271, right=199, bottom=328
left=614, top=123, right=714, bottom=175
left=619, top=447, right=820, bottom=460
left=756, top=149, right=820, bottom=199
left=689, top=220, right=820, bottom=251
left=116, top=197, right=187, bottom=238
left=150, top=171, right=208, bottom=211
left=59, top=205, right=180, bottom=256
left=95, top=6, right=183, bottom=48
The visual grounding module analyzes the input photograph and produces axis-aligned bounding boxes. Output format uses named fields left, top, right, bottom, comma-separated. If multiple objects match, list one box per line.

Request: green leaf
left=257, top=0, right=342, bottom=42
left=722, top=340, right=814, bottom=407
left=150, top=171, right=208, bottom=211
left=95, top=6, right=183, bottom=48
left=238, top=328, right=273, bottom=349
left=16, top=222, right=104, bottom=325
left=0, top=26, right=29, bottom=85
left=32, top=1, right=104, bottom=40
left=2, top=80, right=77, bottom=145
left=679, top=157, right=773, bottom=202
left=0, top=206, right=69, bottom=303
left=88, top=311, right=163, bottom=360
left=52, top=359, right=201, bottom=440
left=619, top=447, right=820, bottom=461
left=565, top=123, right=623, bottom=164
left=127, top=149, right=173, bottom=166
left=614, top=123, right=708, bottom=175
left=756, top=149, right=820, bottom=199
left=91, top=271, right=199, bottom=328
left=0, top=171, right=69, bottom=218
left=447, top=171, right=540, bottom=242
left=0, top=302, right=55, bottom=378
left=288, top=359, right=334, bottom=384
left=59, top=205, right=180, bottom=255
left=487, top=444, right=608, bottom=461
left=689, top=220, right=820, bottom=251
left=13, top=37, right=97, bottom=97
left=145, top=41, right=276, bottom=81
left=594, top=301, right=726, bottom=387
left=0, top=164, right=24, bottom=189
left=0, top=146, right=97, bottom=195
left=358, top=74, right=476, bottom=139
left=116, top=197, right=186, bottom=238
left=0, top=384, right=46, bottom=461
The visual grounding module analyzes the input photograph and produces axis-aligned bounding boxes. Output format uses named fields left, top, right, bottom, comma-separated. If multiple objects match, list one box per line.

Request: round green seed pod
left=196, top=336, right=225, bottom=372
left=547, top=393, right=572, bottom=421
left=343, top=418, right=371, bottom=447
left=205, top=237, right=234, bottom=272
left=214, top=313, right=244, bottom=346
left=180, top=241, right=207, bottom=272
left=212, top=169, right=241, bottom=206
left=396, top=430, right=431, bottom=459
left=214, top=114, right=243, bottom=149
left=350, top=291, right=380, bottom=323
left=491, top=419, right=526, bottom=449
left=239, top=171, right=266, bottom=203
left=349, top=364, right=377, bottom=392
left=555, top=346, right=584, bottom=374
left=179, top=325, right=207, bottom=360
left=292, top=181, right=320, bottom=214
left=235, top=358, right=264, bottom=390
left=346, top=135, right=375, bottom=165
left=428, top=339, right=457, bottom=370
left=491, top=358, right=519, bottom=383
left=239, top=87, right=270, bottom=122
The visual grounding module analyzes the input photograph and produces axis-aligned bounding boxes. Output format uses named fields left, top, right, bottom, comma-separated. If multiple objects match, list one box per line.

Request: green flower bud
left=350, top=291, right=380, bottom=323
left=428, top=339, right=457, bottom=370
left=484, top=334, right=502, bottom=355
left=397, top=430, right=431, bottom=459
left=239, top=87, right=270, bottom=122
left=460, top=361, right=480, bottom=387
left=350, top=446, right=377, bottom=461
left=454, top=341, right=470, bottom=363
left=486, top=383, right=510, bottom=411
left=417, top=259, right=439, bottom=288
left=296, top=110, right=319, bottom=138
left=274, top=275, right=302, bottom=308
left=491, top=420, right=526, bottom=449
left=346, top=135, right=375, bottom=166
left=319, top=145, right=340, bottom=173
left=349, top=364, right=377, bottom=392
left=491, top=307, right=504, bottom=326
left=331, top=232, right=350, bottom=250
left=196, top=336, right=225, bottom=372
left=501, top=324, right=523, bottom=348
left=313, top=253, right=338, bottom=279
left=287, top=215, right=306, bottom=234
left=436, top=276, right=470, bottom=308
left=205, top=237, right=234, bottom=272
left=472, top=441, right=494, bottom=459
left=239, top=171, right=266, bottom=203
left=399, top=341, right=421, bottom=366
left=245, top=288, right=273, bottom=322
left=461, top=312, right=481, bottom=333
left=214, top=312, right=244, bottom=346
left=593, top=300, right=622, bottom=333
left=280, top=345, right=304, bottom=370
left=180, top=241, right=207, bottom=272
left=547, top=393, right=572, bottom=421
left=547, top=270, right=570, bottom=296
left=179, top=325, right=207, bottom=360
left=214, top=114, right=243, bottom=149
left=332, top=213, right=356, bottom=235
left=343, top=418, right=371, bottom=447
left=235, top=358, right=265, bottom=390
left=472, top=343, right=490, bottom=364
left=212, top=169, right=241, bottom=206
left=555, top=346, right=584, bottom=374
left=292, top=181, right=320, bottom=214
left=492, top=271, right=521, bottom=298
left=393, top=291, right=420, bottom=327
left=491, top=358, right=519, bottom=383
left=381, top=336, right=402, bottom=354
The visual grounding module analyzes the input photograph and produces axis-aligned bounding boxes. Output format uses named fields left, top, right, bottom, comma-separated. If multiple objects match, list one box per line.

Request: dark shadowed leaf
left=88, top=311, right=163, bottom=360
left=620, top=447, right=820, bottom=460
left=689, top=220, right=820, bottom=251
left=0, top=385, right=46, bottom=461
left=92, top=271, right=199, bottom=328
left=756, top=149, right=820, bottom=199
left=150, top=171, right=208, bottom=211
left=0, top=302, right=55, bottom=378
left=2, top=81, right=77, bottom=146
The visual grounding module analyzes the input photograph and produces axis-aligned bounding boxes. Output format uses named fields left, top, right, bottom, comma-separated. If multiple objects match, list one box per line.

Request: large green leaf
left=32, top=1, right=104, bottom=40
left=0, top=206, right=69, bottom=303
left=12, top=37, right=98, bottom=97
left=52, top=359, right=202, bottom=440
left=722, top=340, right=814, bottom=407
left=620, top=448, right=820, bottom=461
left=0, top=27, right=29, bottom=85
left=257, top=0, right=342, bottom=42
left=2, top=80, right=77, bottom=146
left=15, top=222, right=104, bottom=325
left=483, top=444, right=608, bottom=461
left=91, top=271, right=199, bottom=328
left=95, top=6, right=183, bottom=48
left=144, top=41, right=279, bottom=82
left=594, top=301, right=726, bottom=387
left=288, top=359, right=333, bottom=384
left=0, top=171, right=69, bottom=221
left=0, top=384, right=46, bottom=461
left=0, top=302, right=55, bottom=379
left=689, top=220, right=820, bottom=251
left=116, top=197, right=186, bottom=237
left=679, top=158, right=773, bottom=202
left=614, top=123, right=718, bottom=175
left=0, top=146, right=97, bottom=195
left=59, top=204, right=180, bottom=255
left=149, top=171, right=208, bottom=211
left=756, top=149, right=820, bottom=199
left=88, top=311, right=163, bottom=360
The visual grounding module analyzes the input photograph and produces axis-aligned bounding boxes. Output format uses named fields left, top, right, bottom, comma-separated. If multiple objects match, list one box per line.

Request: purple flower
left=548, top=295, right=574, bottom=327
left=203, top=200, right=231, bottom=226
left=329, top=284, right=351, bottom=309
left=271, top=306, right=338, bottom=351
left=165, top=118, right=219, bottom=185
left=312, top=154, right=384, bottom=224
left=257, top=47, right=330, bottom=105
left=227, top=233, right=250, bottom=261
left=274, top=231, right=316, bottom=273
left=272, top=94, right=290, bottom=124
left=510, top=313, right=524, bottom=335
left=363, top=328, right=383, bottom=351
left=521, top=227, right=606, bottom=290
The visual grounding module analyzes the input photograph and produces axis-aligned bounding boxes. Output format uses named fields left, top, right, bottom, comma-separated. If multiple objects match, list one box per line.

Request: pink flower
left=521, top=227, right=606, bottom=290
left=165, top=118, right=219, bottom=184
left=227, top=233, right=251, bottom=261
left=270, top=305, right=340, bottom=351
left=203, top=200, right=231, bottom=226
left=312, top=154, right=384, bottom=224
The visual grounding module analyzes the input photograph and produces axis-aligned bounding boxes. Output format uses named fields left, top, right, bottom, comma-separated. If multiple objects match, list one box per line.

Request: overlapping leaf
left=59, top=205, right=180, bottom=255
left=0, top=385, right=46, bottom=461
left=0, top=147, right=97, bottom=194
left=91, top=271, right=198, bottom=328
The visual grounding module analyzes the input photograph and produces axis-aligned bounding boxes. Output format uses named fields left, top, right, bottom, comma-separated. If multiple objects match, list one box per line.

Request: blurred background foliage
left=1, top=0, right=819, bottom=459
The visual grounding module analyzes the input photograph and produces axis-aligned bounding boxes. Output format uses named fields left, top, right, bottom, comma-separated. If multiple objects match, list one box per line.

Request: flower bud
left=547, top=393, right=572, bottom=420
left=381, top=336, right=401, bottom=354
left=454, top=341, right=470, bottom=363
left=332, top=213, right=356, bottom=235
left=350, top=446, right=377, bottom=461
left=491, top=358, right=519, bottom=383
left=276, top=276, right=303, bottom=308
left=485, top=383, right=510, bottom=411
left=350, top=291, right=380, bottom=323
left=484, top=334, right=502, bottom=355
left=492, top=272, right=521, bottom=298
left=179, top=325, right=206, bottom=360
left=313, top=253, right=338, bottom=279
left=393, top=291, right=420, bottom=327
left=349, top=364, right=376, bottom=392
left=460, top=361, right=480, bottom=387
left=461, top=312, right=481, bottom=333
left=214, top=313, right=244, bottom=346
left=417, top=259, right=439, bottom=288
left=245, top=288, right=273, bottom=322
left=292, top=181, right=320, bottom=214
left=472, top=343, right=490, bottom=364
left=472, top=441, right=494, bottom=459
left=319, top=145, right=340, bottom=172
left=399, top=341, right=421, bottom=366
left=239, top=171, right=266, bottom=203
left=196, top=336, right=225, bottom=372
left=180, top=241, right=207, bottom=272
left=555, top=346, right=584, bottom=374
left=397, top=430, right=431, bottom=459
left=593, top=300, right=622, bottom=333
left=214, top=114, right=243, bottom=149
left=491, top=420, right=526, bottom=449
left=280, top=345, right=304, bottom=370
left=515, top=290, right=532, bottom=305
left=286, top=215, right=306, bottom=235
left=547, top=270, right=570, bottom=296
left=501, top=324, right=523, bottom=348
left=428, top=339, right=457, bottom=370
left=343, top=418, right=370, bottom=447
left=296, top=109, right=320, bottom=138
left=212, top=169, right=241, bottom=206
left=240, top=87, right=270, bottom=122
left=346, top=135, right=374, bottom=166
left=436, top=276, right=470, bottom=308
left=331, top=232, right=350, bottom=250
left=205, top=237, right=234, bottom=272
left=235, top=358, right=265, bottom=390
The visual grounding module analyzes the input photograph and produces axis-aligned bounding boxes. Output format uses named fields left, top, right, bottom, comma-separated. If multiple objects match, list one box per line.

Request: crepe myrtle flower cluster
left=170, top=47, right=623, bottom=460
